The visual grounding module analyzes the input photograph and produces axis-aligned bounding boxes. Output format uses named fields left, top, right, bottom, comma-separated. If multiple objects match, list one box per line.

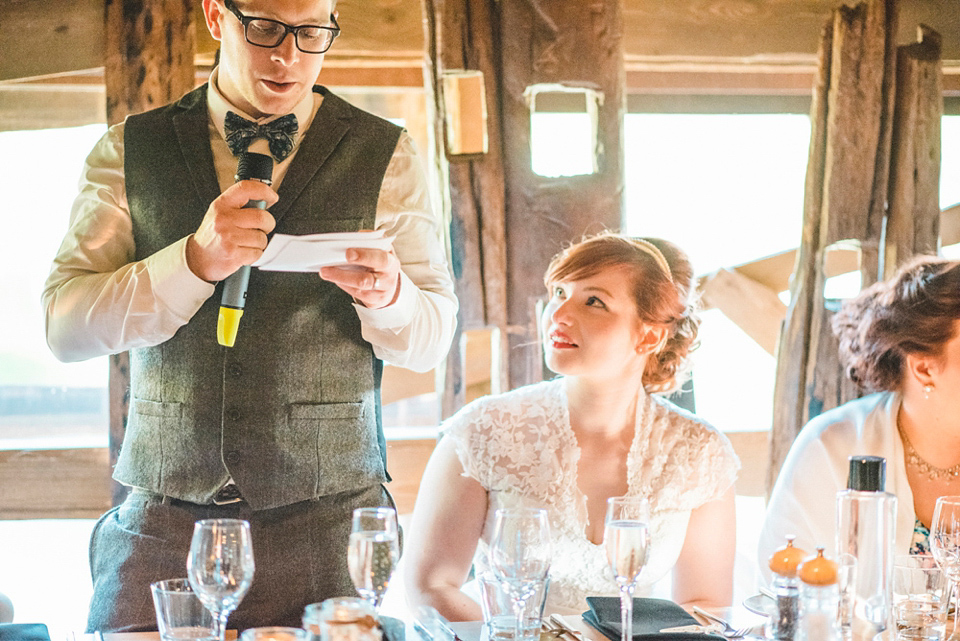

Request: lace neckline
left=558, top=378, right=651, bottom=545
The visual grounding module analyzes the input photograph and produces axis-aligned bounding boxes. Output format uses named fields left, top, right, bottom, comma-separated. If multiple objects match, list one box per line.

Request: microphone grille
left=235, top=151, right=274, bottom=184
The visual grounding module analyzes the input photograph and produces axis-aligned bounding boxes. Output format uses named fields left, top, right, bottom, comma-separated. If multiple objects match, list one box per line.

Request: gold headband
left=634, top=239, right=673, bottom=282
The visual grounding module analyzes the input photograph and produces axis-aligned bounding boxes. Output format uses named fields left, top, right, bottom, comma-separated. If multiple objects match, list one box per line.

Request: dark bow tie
left=224, top=111, right=299, bottom=161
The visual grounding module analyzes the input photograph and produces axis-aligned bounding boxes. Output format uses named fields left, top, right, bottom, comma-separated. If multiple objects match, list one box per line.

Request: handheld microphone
left=217, top=151, right=274, bottom=347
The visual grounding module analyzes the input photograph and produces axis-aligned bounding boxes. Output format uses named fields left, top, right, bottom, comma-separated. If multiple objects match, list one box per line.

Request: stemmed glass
left=347, top=507, right=400, bottom=612
left=931, top=496, right=960, bottom=641
left=187, top=518, right=255, bottom=641
left=603, top=497, right=651, bottom=641
left=489, top=507, right=552, bottom=641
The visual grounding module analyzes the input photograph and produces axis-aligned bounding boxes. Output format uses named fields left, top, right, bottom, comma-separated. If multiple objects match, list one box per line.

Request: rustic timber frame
left=0, top=0, right=957, bottom=517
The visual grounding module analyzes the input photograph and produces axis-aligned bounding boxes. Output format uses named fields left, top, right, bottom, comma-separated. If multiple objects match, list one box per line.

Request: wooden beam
left=0, top=0, right=103, bottom=82
left=0, top=448, right=111, bottom=519
left=384, top=438, right=436, bottom=515
left=699, top=268, right=787, bottom=356
left=885, top=25, right=943, bottom=273
left=0, top=440, right=438, bottom=519
left=0, top=84, right=105, bottom=132
left=3, top=1, right=957, bottom=89
left=381, top=328, right=496, bottom=405
left=104, top=0, right=198, bottom=507
left=621, top=0, right=959, bottom=62
left=941, top=203, right=960, bottom=246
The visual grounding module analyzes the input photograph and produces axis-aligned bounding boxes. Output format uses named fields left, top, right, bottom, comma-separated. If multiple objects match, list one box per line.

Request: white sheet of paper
left=252, top=230, right=393, bottom=272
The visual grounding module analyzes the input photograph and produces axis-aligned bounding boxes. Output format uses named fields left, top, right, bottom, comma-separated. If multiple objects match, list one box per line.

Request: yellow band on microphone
left=217, top=307, right=244, bottom=347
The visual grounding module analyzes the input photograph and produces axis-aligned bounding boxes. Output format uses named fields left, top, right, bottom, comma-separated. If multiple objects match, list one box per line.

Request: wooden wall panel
left=0, top=0, right=103, bottom=82
left=4, top=1, right=958, bottom=84
left=385, top=438, right=436, bottom=515
left=0, top=448, right=111, bottom=519
left=500, top=0, right=626, bottom=388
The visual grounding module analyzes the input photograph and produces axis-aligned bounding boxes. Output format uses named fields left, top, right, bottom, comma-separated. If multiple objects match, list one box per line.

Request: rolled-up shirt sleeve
left=355, top=132, right=458, bottom=372
left=42, top=124, right=214, bottom=362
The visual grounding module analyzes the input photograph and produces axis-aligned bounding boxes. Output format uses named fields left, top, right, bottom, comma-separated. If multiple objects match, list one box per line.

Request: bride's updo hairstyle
left=544, top=231, right=701, bottom=393
left=832, top=256, right=960, bottom=393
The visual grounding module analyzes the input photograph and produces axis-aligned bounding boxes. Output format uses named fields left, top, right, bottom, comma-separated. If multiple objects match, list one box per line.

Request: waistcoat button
left=225, top=451, right=240, bottom=464
left=229, top=363, right=242, bottom=378
left=226, top=408, right=241, bottom=421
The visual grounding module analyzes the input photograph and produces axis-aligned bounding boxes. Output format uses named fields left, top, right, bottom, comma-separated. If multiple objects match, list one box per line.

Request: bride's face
left=541, top=264, right=649, bottom=379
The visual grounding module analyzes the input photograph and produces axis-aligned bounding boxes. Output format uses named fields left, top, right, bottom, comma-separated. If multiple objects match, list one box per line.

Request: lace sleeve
left=641, top=399, right=740, bottom=512
left=440, top=398, right=494, bottom=487
left=440, top=381, right=567, bottom=495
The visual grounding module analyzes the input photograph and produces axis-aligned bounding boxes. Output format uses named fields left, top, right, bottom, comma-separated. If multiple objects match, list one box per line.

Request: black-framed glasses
left=223, top=0, right=340, bottom=54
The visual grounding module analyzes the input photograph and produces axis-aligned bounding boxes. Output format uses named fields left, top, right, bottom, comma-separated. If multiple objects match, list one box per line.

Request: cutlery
left=659, top=623, right=724, bottom=634
left=692, top=607, right=753, bottom=638
left=413, top=605, right=464, bottom=641
left=547, top=614, right=584, bottom=641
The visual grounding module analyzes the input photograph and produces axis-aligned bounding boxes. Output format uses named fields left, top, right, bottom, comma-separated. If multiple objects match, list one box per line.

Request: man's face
left=203, top=0, right=335, bottom=118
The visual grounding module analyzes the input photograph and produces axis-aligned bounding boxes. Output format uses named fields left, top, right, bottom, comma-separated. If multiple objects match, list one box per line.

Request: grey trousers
left=86, top=483, right=397, bottom=633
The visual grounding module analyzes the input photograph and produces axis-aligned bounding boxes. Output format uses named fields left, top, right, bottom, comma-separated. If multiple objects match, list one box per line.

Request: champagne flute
left=347, top=507, right=400, bottom=611
left=187, top=518, right=255, bottom=641
left=489, top=507, right=552, bottom=641
left=604, top=497, right=651, bottom=641
left=931, top=496, right=960, bottom=641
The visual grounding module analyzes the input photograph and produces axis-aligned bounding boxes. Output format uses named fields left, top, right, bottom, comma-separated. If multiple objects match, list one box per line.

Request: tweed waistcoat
left=117, top=85, right=402, bottom=510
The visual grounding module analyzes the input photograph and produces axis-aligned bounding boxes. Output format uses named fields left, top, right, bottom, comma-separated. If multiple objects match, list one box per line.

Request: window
left=1, top=125, right=109, bottom=450
left=529, top=110, right=960, bottom=433
left=622, top=113, right=960, bottom=432
left=622, top=113, right=811, bottom=432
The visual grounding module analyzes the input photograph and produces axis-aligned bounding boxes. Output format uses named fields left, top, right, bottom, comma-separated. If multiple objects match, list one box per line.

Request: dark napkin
left=0, top=624, right=51, bottom=641
left=583, top=597, right=723, bottom=640
left=381, top=615, right=405, bottom=641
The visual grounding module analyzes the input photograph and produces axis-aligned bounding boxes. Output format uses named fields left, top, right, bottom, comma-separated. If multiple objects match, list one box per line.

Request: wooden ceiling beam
left=3, top=0, right=958, bottom=85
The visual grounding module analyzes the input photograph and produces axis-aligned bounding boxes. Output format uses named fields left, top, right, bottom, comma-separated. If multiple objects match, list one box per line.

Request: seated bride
left=403, top=232, right=740, bottom=619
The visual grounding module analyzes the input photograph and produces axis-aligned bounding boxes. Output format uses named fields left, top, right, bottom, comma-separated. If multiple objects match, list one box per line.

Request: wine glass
left=931, top=496, right=960, bottom=641
left=347, top=506, right=400, bottom=611
left=488, top=507, right=552, bottom=641
left=187, top=518, right=255, bottom=641
left=603, top=497, right=651, bottom=641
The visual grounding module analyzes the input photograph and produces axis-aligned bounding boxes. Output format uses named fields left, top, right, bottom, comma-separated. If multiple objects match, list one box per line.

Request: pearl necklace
left=897, top=416, right=960, bottom=481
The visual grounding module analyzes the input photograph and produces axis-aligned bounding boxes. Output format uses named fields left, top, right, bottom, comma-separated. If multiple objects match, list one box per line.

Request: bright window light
left=531, top=113, right=596, bottom=177
left=1, top=124, right=108, bottom=449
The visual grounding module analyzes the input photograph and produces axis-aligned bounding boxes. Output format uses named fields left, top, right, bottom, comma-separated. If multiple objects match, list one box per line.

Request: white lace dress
left=442, top=378, right=739, bottom=615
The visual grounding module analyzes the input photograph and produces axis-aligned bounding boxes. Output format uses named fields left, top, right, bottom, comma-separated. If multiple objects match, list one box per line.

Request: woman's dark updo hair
left=544, top=231, right=701, bottom=394
left=832, top=256, right=960, bottom=393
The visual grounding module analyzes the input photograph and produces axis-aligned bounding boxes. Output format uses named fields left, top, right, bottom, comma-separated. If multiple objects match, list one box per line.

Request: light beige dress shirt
left=43, top=69, right=457, bottom=373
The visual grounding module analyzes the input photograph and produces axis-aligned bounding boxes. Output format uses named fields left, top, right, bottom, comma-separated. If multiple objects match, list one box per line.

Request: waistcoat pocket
left=118, top=398, right=184, bottom=490
left=289, top=401, right=386, bottom=494
left=290, top=402, right=363, bottom=421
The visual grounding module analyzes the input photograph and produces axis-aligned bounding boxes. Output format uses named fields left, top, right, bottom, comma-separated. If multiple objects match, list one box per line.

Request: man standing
left=43, top=0, right=457, bottom=631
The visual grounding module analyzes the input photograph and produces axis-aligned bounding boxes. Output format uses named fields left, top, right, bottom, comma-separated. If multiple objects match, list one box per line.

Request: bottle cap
left=847, top=455, right=886, bottom=491
left=768, top=535, right=807, bottom=577
left=798, top=547, right=838, bottom=585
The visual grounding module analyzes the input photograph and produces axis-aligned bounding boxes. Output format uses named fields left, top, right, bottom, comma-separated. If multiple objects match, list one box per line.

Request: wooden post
left=500, top=0, right=626, bottom=389
left=885, top=26, right=943, bottom=272
left=769, top=0, right=896, bottom=492
left=104, top=0, right=197, bottom=505
left=424, top=0, right=509, bottom=418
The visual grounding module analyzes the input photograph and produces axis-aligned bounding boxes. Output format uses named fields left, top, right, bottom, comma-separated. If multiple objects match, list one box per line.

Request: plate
left=743, top=593, right=776, bottom=617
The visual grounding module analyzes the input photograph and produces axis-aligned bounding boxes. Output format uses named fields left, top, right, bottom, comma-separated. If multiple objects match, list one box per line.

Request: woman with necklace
left=759, top=255, right=960, bottom=577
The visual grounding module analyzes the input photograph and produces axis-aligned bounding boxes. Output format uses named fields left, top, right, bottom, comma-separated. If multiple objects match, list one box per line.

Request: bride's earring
left=924, top=383, right=935, bottom=400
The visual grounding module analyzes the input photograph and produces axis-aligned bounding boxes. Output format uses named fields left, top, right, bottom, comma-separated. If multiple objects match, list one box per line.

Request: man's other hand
left=186, top=180, right=279, bottom=282
left=319, top=246, right=401, bottom=309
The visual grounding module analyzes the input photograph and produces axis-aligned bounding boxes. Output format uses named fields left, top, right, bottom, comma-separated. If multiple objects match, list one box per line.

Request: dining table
left=63, top=603, right=767, bottom=641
